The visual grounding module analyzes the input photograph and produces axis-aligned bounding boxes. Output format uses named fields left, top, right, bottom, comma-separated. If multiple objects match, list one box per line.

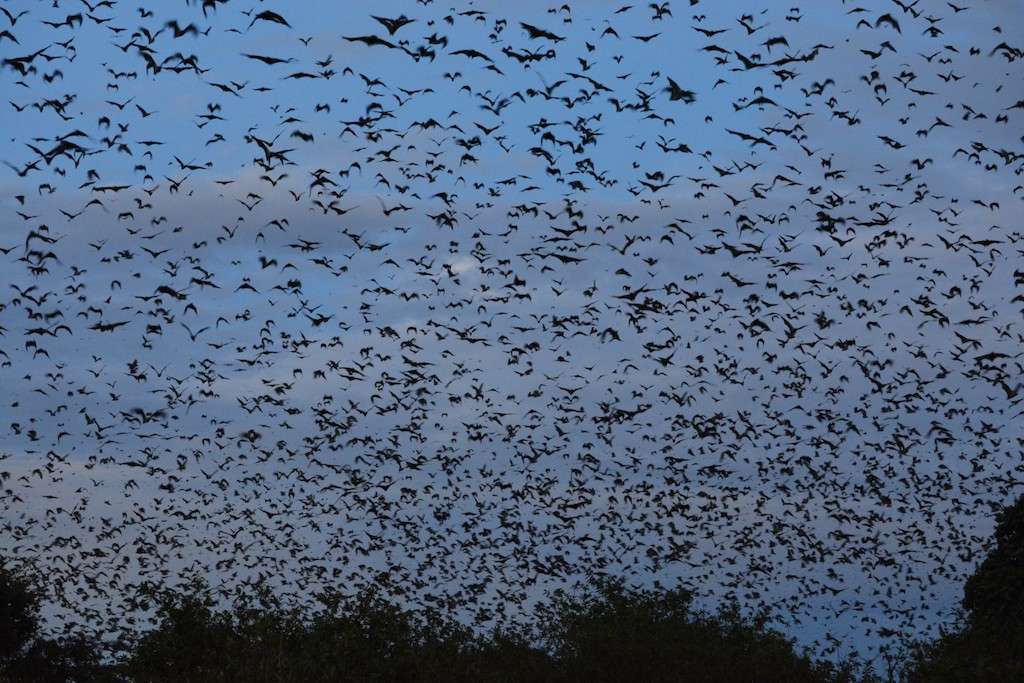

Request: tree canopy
left=3, top=494, right=1023, bottom=681
left=901, top=494, right=1024, bottom=681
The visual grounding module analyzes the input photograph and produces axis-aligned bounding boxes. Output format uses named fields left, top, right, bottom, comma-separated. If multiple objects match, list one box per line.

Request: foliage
left=2, top=632, right=119, bottom=683
left=536, top=576, right=873, bottom=682
left=119, top=580, right=546, bottom=682
left=900, top=494, right=1024, bottom=680
left=1, top=558, right=117, bottom=682
left=2, top=570, right=867, bottom=682
left=0, top=559, right=39, bottom=663
left=901, top=619, right=1024, bottom=682
left=6, top=496, right=1024, bottom=681
left=961, top=494, right=1024, bottom=626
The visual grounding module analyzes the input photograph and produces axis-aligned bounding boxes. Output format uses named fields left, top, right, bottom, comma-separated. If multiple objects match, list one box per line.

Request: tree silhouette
left=0, top=559, right=112, bottom=682
left=962, top=494, right=1024, bottom=626
left=116, top=575, right=868, bottom=681
left=903, top=494, right=1024, bottom=681
left=0, top=559, right=39, bottom=664
left=8, top=521, right=1023, bottom=683
left=535, top=576, right=870, bottom=682
left=121, top=579, right=548, bottom=682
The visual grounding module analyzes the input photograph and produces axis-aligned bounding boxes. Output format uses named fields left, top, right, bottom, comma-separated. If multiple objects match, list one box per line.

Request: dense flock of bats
left=1, top=0, right=1023, bottom=658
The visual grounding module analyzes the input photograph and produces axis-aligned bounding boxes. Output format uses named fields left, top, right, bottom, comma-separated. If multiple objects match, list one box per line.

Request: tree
left=0, top=558, right=115, bottom=682
left=122, top=577, right=240, bottom=681
left=962, top=494, right=1024, bottom=626
left=3, top=558, right=886, bottom=681
left=4, top=632, right=116, bottom=683
left=120, top=580, right=546, bottom=682
left=0, top=559, right=40, bottom=665
left=903, top=494, right=1024, bottom=681
left=536, top=576, right=871, bottom=682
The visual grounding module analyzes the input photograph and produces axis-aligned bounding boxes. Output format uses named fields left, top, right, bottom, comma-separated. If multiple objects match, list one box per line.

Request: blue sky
left=2, top=0, right=1024, bottom=661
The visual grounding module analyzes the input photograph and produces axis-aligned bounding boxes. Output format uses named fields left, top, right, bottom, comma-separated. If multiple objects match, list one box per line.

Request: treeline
left=0, top=573, right=872, bottom=683
left=2, top=495, right=1022, bottom=682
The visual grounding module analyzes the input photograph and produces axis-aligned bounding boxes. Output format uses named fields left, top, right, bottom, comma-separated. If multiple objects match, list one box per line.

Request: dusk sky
left=2, top=0, right=1023, bottom=661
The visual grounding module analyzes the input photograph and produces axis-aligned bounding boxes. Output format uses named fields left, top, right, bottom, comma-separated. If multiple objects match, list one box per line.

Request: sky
left=2, top=0, right=1024, bottom=661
